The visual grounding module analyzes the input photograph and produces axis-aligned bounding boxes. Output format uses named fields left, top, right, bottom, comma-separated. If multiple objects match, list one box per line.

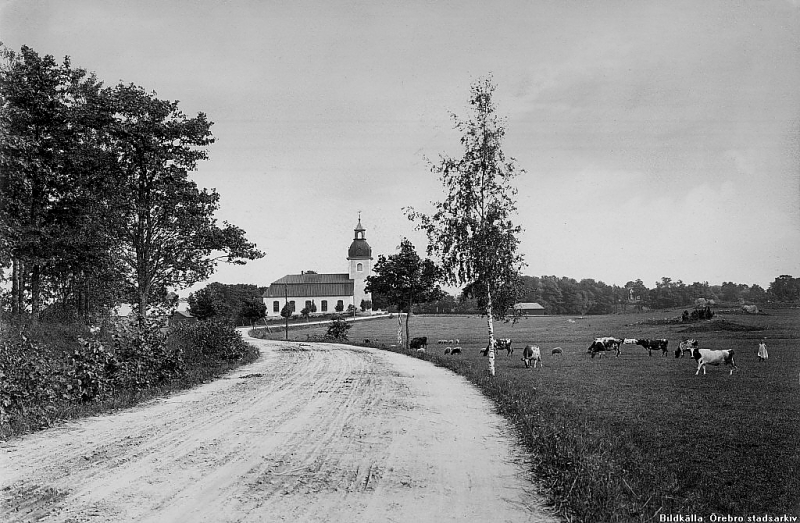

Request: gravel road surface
left=1, top=338, right=559, bottom=522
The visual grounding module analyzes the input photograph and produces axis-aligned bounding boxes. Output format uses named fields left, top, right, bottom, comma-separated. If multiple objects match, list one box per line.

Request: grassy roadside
left=337, top=310, right=799, bottom=522
left=0, top=317, right=260, bottom=440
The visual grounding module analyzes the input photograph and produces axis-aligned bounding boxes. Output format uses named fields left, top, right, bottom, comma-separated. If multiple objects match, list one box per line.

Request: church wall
left=263, top=294, right=358, bottom=318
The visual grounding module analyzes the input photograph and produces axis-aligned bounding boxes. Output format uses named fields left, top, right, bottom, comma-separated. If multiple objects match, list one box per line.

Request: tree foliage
left=365, top=238, right=443, bottom=349
left=407, top=77, right=524, bottom=375
left=0, top=44, right=263, bottom=320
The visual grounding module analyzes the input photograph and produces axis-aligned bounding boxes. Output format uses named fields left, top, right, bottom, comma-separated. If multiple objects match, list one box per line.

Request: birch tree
left=408, top=77, right=524, bottom=376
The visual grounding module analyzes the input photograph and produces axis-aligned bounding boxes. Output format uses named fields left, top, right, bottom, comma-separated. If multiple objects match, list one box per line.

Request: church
left=262, top=217, right=373, bottom=318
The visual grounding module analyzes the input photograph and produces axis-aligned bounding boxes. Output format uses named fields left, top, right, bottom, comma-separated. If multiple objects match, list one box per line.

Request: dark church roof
left=263, top=273, right=354, bottom=298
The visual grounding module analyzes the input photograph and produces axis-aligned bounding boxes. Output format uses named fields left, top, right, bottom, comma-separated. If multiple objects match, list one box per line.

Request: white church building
left=262, top=217, right=373, bottom=318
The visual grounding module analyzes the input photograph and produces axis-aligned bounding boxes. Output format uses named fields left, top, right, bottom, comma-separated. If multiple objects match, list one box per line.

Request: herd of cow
left=407, top=335, right=739, bottom=375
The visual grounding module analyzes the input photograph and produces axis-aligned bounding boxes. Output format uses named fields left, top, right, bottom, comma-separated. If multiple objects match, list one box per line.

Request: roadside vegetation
left=262, top=307, right=800, bottom=521
left=0, top=315, right=258, bottom=439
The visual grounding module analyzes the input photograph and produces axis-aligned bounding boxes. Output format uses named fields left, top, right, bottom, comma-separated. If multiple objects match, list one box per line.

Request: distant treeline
left=378, top=274, right=800, bottom=316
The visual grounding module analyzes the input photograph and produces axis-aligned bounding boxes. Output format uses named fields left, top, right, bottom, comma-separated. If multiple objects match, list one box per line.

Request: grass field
left=253, top=308, right=800, bottom=521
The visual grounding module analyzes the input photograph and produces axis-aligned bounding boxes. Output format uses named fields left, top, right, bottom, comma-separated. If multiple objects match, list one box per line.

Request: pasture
left=256, top=308, right=800, bottom=520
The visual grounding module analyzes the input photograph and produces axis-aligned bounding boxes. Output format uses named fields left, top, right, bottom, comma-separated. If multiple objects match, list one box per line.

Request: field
left=254, top=308, right=800, bottom=521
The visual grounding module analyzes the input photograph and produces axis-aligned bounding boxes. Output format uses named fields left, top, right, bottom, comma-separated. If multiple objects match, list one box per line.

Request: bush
left=111, top=317, right=184, bottom=389
left=326, top=316, right=351, bottom=340
left=68, top=337, right=119, bottom=402
left=168, top=319, right=250, bottom=362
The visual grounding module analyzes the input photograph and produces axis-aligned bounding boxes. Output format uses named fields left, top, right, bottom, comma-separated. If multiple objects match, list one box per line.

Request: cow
left=691, top=347, right=737, bottom=375
left=521, top=345, right=542, bottom=368
left=409, top=336, right=428, bottom=350
left=676, top=338, right=698, bottom=358
left=481, top=338, right=512, bottom=356
left=444, top=347, right=452, bottom=355
left=551, top=347, right=563, bottom=355
left=497, top=338, right=513, bottom=356
left=635, top=338, right=669, bottom=357
left=587, top=337, right=623, bottom=358
left=451, top=347, right=462, bottom=355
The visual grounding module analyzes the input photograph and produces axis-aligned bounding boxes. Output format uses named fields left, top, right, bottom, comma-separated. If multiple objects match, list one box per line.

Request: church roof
left=263, top=273, right=354, bottom=298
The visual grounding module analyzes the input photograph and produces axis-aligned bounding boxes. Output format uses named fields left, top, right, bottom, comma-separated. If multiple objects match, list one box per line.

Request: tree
left=0, top=45, right=122, bottom=320
left=365, top=238, right=443, bottom=349
left=108, top=84, right=263, bottom=316
left=239, top=297, right=266, bottom=329
left=187, top=284, right=231, bottom=321
left=408, top=78, right=524, bottom=375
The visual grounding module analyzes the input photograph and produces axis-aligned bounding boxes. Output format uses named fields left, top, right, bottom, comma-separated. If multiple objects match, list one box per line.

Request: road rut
left=1, top=339, right=559, bottom=522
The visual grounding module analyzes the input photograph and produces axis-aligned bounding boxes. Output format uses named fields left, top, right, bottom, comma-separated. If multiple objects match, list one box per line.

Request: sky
left=2, top=0, right=799, bottom=296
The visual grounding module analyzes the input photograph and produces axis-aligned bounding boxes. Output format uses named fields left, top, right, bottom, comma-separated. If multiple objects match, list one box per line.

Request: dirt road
left=1, top=339, right=559, bottom=522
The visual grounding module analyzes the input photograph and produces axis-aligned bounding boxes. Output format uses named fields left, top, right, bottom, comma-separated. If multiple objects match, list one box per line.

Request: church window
left=337, top=300, right=344, bottom=310
left=305, top=300, right=312, bottom=310
left=289, top=301, right=296, bottom=312
left=273, top=301, right=279, bottom=313
left=321, top=300, right=328, bottom=312
left=357, top=263, right=363, bottom=271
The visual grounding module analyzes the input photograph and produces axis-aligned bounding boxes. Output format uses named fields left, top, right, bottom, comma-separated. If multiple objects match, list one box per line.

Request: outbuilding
left=513, top=302, right=545, bottom=316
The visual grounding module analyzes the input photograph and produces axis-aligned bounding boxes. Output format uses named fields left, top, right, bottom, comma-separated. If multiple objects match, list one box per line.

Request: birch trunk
left=397, top=314, right=403, bottom=348
left=486, top=284, right=496, bottom=376
left=11, top=258, right=19, bottom=315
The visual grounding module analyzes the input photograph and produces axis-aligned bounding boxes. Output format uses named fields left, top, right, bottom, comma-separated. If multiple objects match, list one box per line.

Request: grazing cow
left=521, top=345, right=542, bottom=368
left=587, top=337, right=623, bottom=358
left=691, top=347, right=737, bottom=375
left=676, top=338, right=698, bottom=358
left=410, top=336, right=428, bottom=350
left=481, top=338, right=512, bottom=356
left=635, top=338, right=669, bottom=357
left=451, top=347, right=462, bottom=355
left=497, top=338, right=513, bottom=356
left=444, top=347, right=452, bottom=355
left=551, top=347, right=563, bottom=355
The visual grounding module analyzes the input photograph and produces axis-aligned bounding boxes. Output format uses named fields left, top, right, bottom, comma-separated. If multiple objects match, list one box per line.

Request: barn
left=513, top=302, right=545, bottom=316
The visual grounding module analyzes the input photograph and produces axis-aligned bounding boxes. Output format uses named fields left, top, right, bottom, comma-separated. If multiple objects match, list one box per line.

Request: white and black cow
left=635, top=338, right=669, bottom=357
left=409, top=336, right=428, bottom=350
left=691, top=347, right=737, bottom=375
left=587, top=337, right=623, bottom=358
left=481, top=338, right=513, bottom=356
left=676, top=338, right=698, bottom=358
left=521, top=345, right=542, bottom=368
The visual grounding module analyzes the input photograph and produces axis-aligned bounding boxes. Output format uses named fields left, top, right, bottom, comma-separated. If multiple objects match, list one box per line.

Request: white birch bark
left=486, top=285, right=496, bottom=376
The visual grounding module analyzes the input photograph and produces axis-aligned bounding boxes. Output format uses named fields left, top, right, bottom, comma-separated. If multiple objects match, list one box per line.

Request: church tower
left=347, top=214, right=373, bottom=311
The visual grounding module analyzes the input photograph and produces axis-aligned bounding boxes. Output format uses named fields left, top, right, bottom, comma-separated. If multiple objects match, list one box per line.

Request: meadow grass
left=264, top=308, right=800, bottom=521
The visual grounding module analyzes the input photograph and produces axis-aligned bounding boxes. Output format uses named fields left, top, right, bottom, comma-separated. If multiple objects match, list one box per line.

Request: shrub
left=67, top=337, right=119, bottom=402
left=111, top=317, right=184, bottom=389
left=326, top=316, right=351, bottom=340
left=168, top=320, right=250, bottom=362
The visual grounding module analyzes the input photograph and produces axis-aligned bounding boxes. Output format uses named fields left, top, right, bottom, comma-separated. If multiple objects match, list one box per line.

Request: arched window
left=357, top=263, right=363, bottom=271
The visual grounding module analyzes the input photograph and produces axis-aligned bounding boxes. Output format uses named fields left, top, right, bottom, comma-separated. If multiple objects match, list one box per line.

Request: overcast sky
left=2, top=0, right=798, bottom=295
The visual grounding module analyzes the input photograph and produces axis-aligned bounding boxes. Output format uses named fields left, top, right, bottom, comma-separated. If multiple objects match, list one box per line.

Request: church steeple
left=348, top=212, right=372, bottom=259
left=348, top=213, right=373, bottom=311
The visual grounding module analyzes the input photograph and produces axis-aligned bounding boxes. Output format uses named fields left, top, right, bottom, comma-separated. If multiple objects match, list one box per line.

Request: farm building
left=168, top=309, right=197, bottom=326
left=262, top=217, right=374, bottom=318
left=514, top=302, right=545, bottom=316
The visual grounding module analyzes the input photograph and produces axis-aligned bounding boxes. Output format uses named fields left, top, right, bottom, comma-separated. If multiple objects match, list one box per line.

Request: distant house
left=169, top=310, right=197, bottom=326
left=514, top=302, right=545, bottom=316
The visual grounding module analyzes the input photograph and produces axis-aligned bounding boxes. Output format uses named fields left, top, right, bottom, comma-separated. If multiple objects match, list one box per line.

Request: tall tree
left=365, top=238, right=443, bottom=349
left=0, top=45, right=120, bottom=320
left=408, top=77, right=524, bottom=375
left=108, top=84, right=263, bottom=315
